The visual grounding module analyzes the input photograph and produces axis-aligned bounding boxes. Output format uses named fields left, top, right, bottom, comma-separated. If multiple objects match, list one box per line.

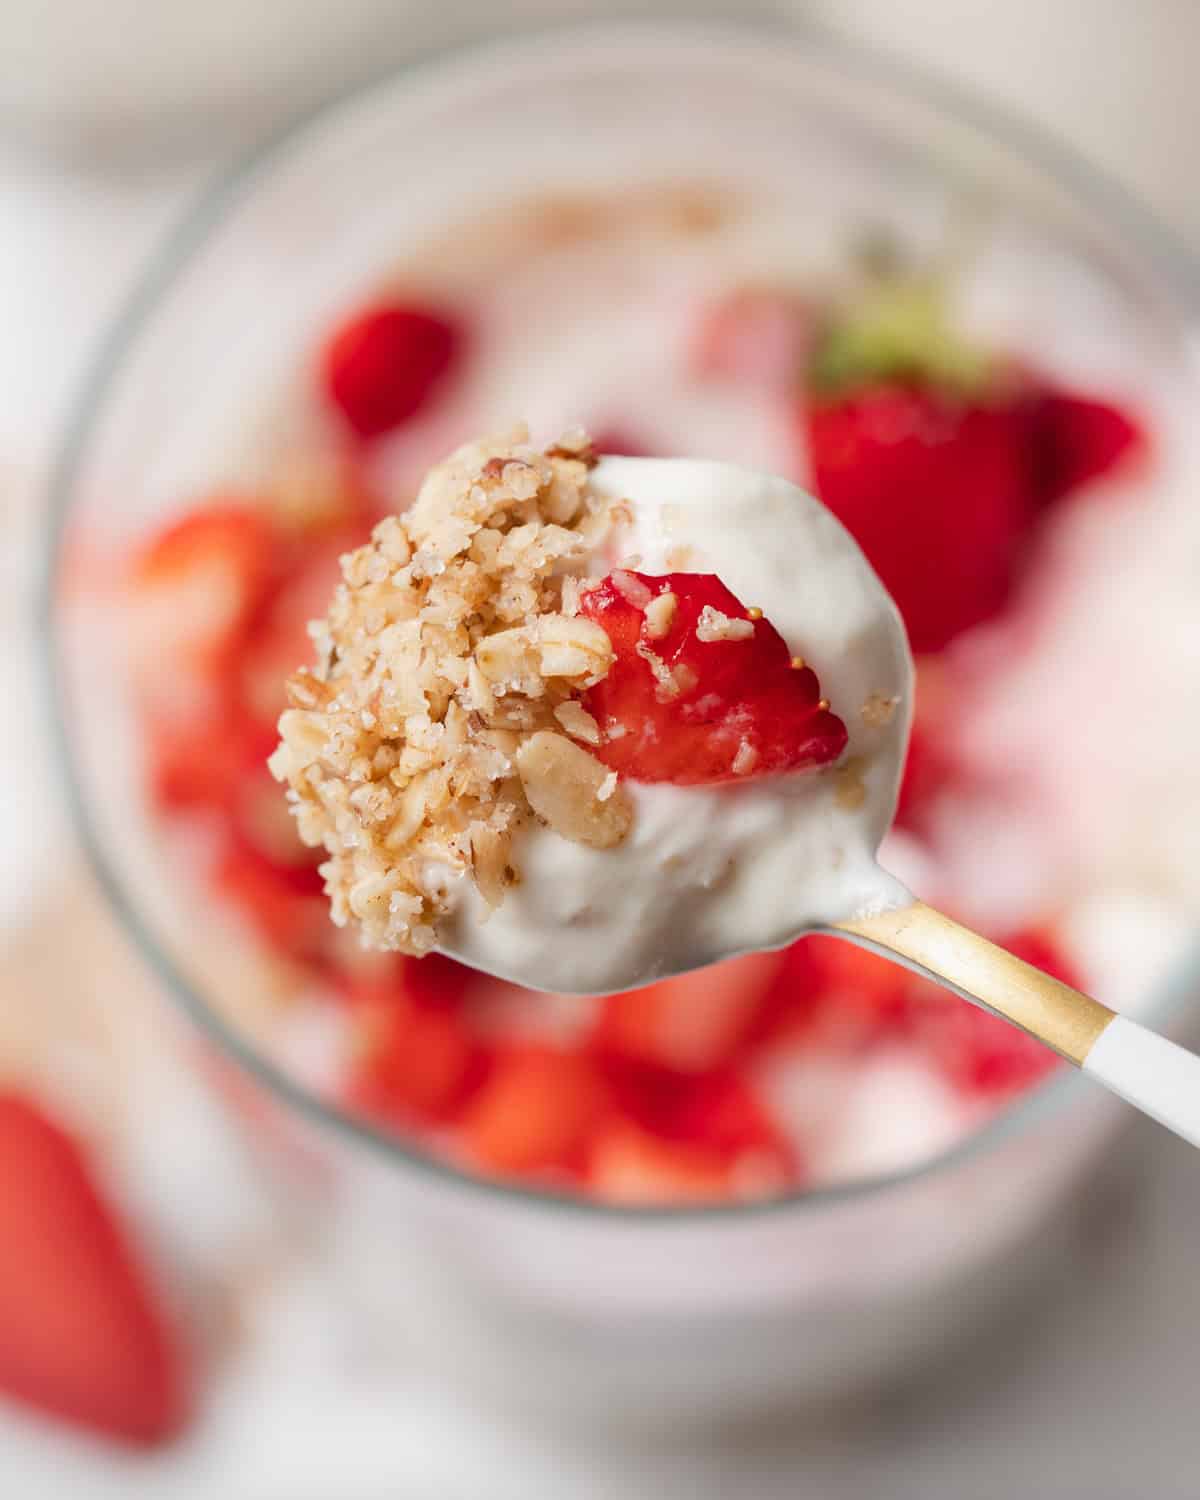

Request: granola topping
left=269, top=431, right=630, bottom=955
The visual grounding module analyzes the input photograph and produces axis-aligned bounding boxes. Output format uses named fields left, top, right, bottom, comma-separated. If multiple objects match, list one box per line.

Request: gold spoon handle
left=833, top=900, right=1200, bottom=1150
left=833, top=900, right=1114, bottom=1066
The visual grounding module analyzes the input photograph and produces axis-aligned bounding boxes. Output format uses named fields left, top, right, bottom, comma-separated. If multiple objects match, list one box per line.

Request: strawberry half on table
left=578, top=571, right=847, bottom=784
left=0, top=1093, right=188, bottom=1446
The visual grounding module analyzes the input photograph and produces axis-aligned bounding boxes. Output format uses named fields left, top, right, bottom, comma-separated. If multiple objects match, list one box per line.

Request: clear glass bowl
left=44, top=20, right=1200, bottom=1424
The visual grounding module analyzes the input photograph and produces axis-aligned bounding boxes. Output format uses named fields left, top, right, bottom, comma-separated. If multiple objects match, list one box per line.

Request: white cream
left=440, top=458, right=914, bottom=995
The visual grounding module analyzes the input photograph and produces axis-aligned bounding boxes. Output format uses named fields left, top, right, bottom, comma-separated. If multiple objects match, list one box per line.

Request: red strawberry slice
left=578, top=571, right=847, bottom=784
left=321, top=302, right=462, bottom=441
left=1030, top=387, right=1147, bottom=507
left=0, top=1093, right=187, bottom=1446
left=805, top=386, right=1034, bottom=654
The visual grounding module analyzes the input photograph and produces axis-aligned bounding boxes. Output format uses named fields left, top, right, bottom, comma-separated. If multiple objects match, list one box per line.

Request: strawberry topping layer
left=577, top=571, right=847, bottom=784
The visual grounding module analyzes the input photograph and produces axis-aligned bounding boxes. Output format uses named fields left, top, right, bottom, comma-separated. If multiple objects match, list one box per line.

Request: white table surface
left=4, top=116, right=1200, bottom=1498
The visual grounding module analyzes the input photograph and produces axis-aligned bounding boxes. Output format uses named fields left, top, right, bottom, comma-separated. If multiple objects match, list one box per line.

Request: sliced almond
left=516, top=731, right=632, bottom=849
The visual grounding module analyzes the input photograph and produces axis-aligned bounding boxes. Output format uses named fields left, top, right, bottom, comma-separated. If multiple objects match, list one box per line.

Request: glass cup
left=44, top=20, right=1200, bottom=1426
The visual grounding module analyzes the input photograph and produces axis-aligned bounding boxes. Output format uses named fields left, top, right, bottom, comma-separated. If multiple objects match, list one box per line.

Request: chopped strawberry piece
left=460, top=1046, right=611, bottom=1176
left=911, top=930, right=1076, bottom=1095
left=1030, top=387, right=1147, bottom=507
left=130, top=503, right=275, bottom=673
left=211, top=841, right=329, bottom=968
left=594, top=951, right=783, bottom=1073
left=321, top=302, right=462, bottom=440
left=667, top=1070, right=795, bottom=1164
left=772, top=934, right=910, bottom=1050
left=346, top=959, right=480, bottom=1125
left=0, top=1093, right=188, bottom=1446
left=690, top=288, right=810, bottom=386
left=579, top=571, right=847, bottom=784
left=147, top=709, right=273, bottom=815
left=586, top=1121, right=741, bottom=1205
left=805, top=386, right=1035, bottom=654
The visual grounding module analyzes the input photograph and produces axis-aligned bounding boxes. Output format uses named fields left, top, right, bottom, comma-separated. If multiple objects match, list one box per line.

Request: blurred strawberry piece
left=460, top=1045, right=611, bottom=1176
left=666, top=1070, right=796, bottom=1167
left=211, top=840, right=329, bottom=969
left=1029, top=387, right=1148, bottom=507
left=595, top=951, right=784, bottom=1073
left=762, top=935, right=909, bottom=1051
left=690, top=287, right=810, bottom=386
left=0, top=1093, right=188, bottom=1446
left=587, top=1121, right=741, bottom=1205
left=346, top=959, right=481, bottom=1126
left=129, top=503, right=274, bottom=674
left=806, top=386, right=1034, bottom=654
left=321, top=302, right=463, bottom=441
left=147, top=710, right=272, bottom=815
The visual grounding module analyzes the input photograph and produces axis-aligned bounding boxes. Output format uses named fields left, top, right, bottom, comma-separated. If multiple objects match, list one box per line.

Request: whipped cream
left=441, top=457, right=914, bottom=994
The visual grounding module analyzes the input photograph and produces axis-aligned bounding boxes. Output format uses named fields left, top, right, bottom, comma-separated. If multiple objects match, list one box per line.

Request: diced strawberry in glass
left=579, top=571, right=847, bottom=784
left=775, top=934, right=910, bottom=1051
left=345, top=960, right=480, bottom=1125
left=320, top=302, right=462, bottom=441
left=130, top=503, right=275, bottom=673
left=210, top=841, right=329, bottom=970
left=593, top=951, right=783, bottom=1073
left=460, top=1045, right=611, bottom=1176
left=146, top=708, right=273, bottom=815
left=586, top=1122, right=740, bottom=1205
left=666, top=1070, right=795, bottom=1164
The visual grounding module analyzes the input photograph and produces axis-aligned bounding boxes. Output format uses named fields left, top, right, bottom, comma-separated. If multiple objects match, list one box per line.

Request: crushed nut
left=642, top=590, right=677, bottom=640
left=834, top=756, right=868, bottom=811
left=696, top=605, right=755, bottom=643
left=270, top=431, right=629, bottom=954
left=515, top=732, right=633, bottom=849
left=554, top=700, right=602, bottom=745
left=860, top=693, right=899, bottom=728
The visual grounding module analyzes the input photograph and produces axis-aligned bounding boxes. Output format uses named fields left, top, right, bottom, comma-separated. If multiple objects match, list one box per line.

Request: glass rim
left=41, top=13, right=1200, bottom=1224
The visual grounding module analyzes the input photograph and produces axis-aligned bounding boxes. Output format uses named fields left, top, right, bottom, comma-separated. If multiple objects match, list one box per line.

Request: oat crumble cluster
left=268, top=429, right=633, bottom=955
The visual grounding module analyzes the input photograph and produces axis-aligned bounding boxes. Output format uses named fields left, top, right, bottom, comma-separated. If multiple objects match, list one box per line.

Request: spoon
left=438, top=456, right=1200, bottom=1152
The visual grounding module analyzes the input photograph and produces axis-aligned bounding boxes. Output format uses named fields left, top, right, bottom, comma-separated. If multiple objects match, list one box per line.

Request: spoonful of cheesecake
left=271, top=429, right=1200, bottom=1151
